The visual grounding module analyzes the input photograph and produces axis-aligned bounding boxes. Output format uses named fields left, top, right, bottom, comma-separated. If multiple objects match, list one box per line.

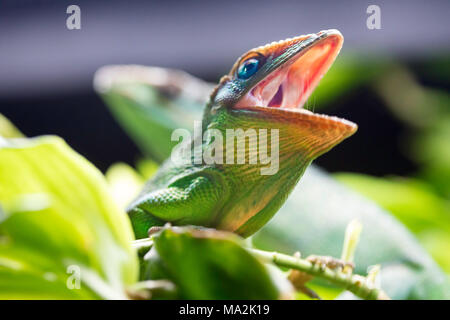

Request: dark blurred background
left=1, top=0, right=449, bottom=175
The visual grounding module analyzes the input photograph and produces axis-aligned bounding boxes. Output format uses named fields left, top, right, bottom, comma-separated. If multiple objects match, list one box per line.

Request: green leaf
left=334, top=172, right=450, bottom=273
left=0, top=114, right=24, bottom=138
left=309, top=54, right=391, bottom=110
left=146, top=227, right=290, bottom=299
left=0, top=136, right=138, bottom=299
left=106, top=162, right=144, bottom=210
left=296, top=280, right=343, bottom=300
left=136, top=159, right=159, bottom=180
left=94, top=65, right=207, bottom=162
left=413, top=115, right=450, bottom=198
left=372, top=66, right=450, bottom=198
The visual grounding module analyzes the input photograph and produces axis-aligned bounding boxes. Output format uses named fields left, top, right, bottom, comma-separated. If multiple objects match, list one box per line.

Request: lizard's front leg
left=128, top=174, right=226, bottom=239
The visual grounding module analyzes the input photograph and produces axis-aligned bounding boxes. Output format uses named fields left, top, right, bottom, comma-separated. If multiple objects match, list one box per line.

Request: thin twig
left=249, top=248, right=390, bottom=300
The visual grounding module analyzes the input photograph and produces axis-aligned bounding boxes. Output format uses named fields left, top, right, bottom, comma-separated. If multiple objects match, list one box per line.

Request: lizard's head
left=205, top=30, right=358, bottom=235
left=206, top=29, right=357, bottom=160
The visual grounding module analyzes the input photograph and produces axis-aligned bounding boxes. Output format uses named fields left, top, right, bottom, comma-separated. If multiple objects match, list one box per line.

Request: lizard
left=111, top=29, right=357, bottom=239
left=94, top=32, right=450, bottom=300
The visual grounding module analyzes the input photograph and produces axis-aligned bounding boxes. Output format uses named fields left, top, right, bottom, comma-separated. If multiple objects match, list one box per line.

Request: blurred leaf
left=0, top=136, right=138, bottom=299
left=296, top=281, right=343, bottom=300
left=146, top=227, right=291, bottom=299
left=106, top=162, right=144, bottom=210
left=413, top=116, right=450, bottom=198
left=418, top=54, right=450, bottom=88
left=308, top=54, right=391, bottom=111
left=334, top=172, right=450, bottom=273
left=335, top=173, right=450, bottom=233
left=136, top=159, right=159, bottom=180
left=253, top=166, right=449, bottom=299
left=420, top=229, right=450, bottom=272
left=99, top=86, right=178, bottom=162
left=373, top=66, right=450, bottom=199
left=0, top=114, right=24, bottom=138
left=373, top=66, right=450, bottom=128
left=94, top=65, right=208, bottom=162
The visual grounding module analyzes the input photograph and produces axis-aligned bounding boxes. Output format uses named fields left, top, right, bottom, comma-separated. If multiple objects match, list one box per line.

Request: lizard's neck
left=187, top=106, right=314, bottom=232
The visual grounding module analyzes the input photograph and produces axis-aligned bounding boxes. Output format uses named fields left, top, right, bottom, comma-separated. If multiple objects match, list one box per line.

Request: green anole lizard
left=111, top=30, right=356, bottom=238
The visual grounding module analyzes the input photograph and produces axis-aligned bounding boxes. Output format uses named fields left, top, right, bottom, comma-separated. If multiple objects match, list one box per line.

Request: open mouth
left=236, top=30, right=345, bottom=114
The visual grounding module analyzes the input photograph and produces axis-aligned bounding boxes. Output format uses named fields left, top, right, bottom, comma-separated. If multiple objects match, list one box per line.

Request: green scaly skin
left=125, top=30, right=357, bottom=239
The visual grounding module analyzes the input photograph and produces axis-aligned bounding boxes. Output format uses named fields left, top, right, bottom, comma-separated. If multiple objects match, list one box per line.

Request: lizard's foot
left=288, top=252, right=321, bottom=299
left=306, top=255, right=354, bottom=272
left=288, top=270, right=320, bottom=299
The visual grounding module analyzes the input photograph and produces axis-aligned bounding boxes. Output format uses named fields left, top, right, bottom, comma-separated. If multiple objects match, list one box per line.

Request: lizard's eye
left=237, top=58, right=260, bottom=79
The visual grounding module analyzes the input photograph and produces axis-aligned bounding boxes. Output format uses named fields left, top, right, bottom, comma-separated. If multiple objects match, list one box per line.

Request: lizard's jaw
left=234, top=30, right=357, bottom=152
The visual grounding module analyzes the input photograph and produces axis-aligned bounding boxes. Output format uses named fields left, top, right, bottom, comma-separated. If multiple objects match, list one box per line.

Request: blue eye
left=237, top=58, right=260, bottom=79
